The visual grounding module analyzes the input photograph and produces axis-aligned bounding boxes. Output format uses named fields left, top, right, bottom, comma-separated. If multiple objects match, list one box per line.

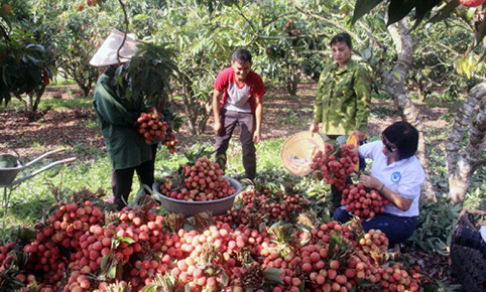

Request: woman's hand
left=309, top=123, right=319, bottom=136
left=361, top=174, right=413, bottom=211
left=359, top=174, right=382, bottom=190
left=353, top=129, right=366, bottom=143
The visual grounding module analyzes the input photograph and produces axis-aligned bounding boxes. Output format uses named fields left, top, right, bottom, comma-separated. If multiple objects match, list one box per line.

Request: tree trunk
left=286, top=66, right=301, bottom=96
left=25, top=94, right=35, bottom=121
left=447, top=83, right=486, bottom=204
left=33, top=83, right=47, bottom=113
left=22, top=82, right=48, bottom=122
left=179, top=75, right=198, bottom=135
left=379, top=19, right=436, bottom=202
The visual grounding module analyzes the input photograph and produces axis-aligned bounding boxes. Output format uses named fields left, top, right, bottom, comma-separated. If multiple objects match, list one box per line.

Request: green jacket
left=93, top=66, right=153, bottom=170
left=313, top=59, right=371, bottom=136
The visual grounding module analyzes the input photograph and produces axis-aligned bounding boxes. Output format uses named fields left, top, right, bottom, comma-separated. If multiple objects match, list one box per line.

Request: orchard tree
left=0, top=0, right=55, bottom=121
left=157, top=0, right=331, bottom=135
left=54, top=4, right=100, bottom=97
left=352, top=0, right=486, bottom=204
left=227, top=0, right=330, bottom=96
left=253, top=1, right=328, bottom=95
left=407, top=17, right=479, bottom=102
left=153, top=0, right=237, bottom=135
left=52, top=0, right=133, bottom=96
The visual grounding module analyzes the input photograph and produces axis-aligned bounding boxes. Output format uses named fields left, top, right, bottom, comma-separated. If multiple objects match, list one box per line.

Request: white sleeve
left=358, top=140, right=382, bottom=160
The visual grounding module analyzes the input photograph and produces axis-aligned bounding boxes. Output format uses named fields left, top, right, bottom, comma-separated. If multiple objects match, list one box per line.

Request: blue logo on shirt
left=391, top=172, right=401, bottom=182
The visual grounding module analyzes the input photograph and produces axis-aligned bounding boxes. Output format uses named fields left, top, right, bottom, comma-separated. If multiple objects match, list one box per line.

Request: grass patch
left=1, top=138, right=290, bottom=227
left=1, top=92, right=91, bottom=112
left=40, top=96, right=92, bottom=110
left=425, top=98, right=462, bottom=108
left=78, top=119, right=100, bottom=129
left=48, top=76, right=77, bottom=86
left=370, top=106, right=399, bottom=119
left=372, top=91, right=393, bottom=100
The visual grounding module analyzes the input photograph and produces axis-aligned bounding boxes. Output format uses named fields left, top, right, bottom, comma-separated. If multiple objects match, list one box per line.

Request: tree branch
left=446, top=83, right=486, bottom=175
left=295, top=6, right=365, bottom=47
left=467, top=97, right=486, bottom=172
left=117, top=0, right=129, bottom=65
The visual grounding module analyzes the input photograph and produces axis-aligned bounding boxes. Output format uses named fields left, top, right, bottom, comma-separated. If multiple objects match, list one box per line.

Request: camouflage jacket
left=313, top=59, right=372, bottom=136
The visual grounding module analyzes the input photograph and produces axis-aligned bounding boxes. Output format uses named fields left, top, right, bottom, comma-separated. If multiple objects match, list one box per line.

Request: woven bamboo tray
left=450, top=208, right=486, bottom=291
left=280, top=131, right=325, bottom=177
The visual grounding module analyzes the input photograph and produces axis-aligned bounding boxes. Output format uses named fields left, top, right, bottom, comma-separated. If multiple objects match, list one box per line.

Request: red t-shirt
left=213, top=67, right=266, bottom=113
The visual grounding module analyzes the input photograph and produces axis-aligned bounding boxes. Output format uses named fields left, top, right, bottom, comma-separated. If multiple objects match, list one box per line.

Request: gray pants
left=214, top=109, right=256, bottom=180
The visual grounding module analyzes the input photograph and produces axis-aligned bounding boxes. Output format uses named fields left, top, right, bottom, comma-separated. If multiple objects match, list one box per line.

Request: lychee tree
left=254, top=2, right=327, bottom=96
left=352, top=0, right=486, bottom=205
left=53, top=3, right=101, bottom=97
left=153, top=0, right=332, bottom=135
left=152, top=0, right=241, bottom=135
left=0, top=0, right=55, bottom=121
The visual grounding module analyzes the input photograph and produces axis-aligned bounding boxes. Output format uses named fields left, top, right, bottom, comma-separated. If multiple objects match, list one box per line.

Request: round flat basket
left=280, top=131, right=325, bottom=177
left=450, top=209, right=486, bottom=291
left=152, top=176, right=242, bottom=217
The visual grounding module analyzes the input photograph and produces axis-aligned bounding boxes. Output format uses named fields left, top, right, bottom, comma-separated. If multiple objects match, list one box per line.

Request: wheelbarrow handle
left=21, top=148, right=67, bottom=169
left=9, top=157, right=77, bottom=186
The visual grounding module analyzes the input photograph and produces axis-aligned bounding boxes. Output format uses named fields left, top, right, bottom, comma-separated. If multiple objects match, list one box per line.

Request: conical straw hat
left=89, top=29, right=140, bottom=67
left=280, top=131, right=325, bottom=177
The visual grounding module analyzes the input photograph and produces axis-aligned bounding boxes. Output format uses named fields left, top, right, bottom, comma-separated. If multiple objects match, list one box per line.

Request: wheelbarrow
left=0, top=148, right=77, bottom=216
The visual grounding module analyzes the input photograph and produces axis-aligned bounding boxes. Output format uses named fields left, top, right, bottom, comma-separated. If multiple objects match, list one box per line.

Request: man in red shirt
left=212, top=49, right=266, bottom=183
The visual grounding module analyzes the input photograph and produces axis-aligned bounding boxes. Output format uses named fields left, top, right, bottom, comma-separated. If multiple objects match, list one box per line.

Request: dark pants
left=333, top=207, right=418, bottom=247
left=331, top=176, right=353, bottom=212
left=214, top=109, right=256, bottom=180
left=325, top=134, right=366, bottom=213
left=112, top=144, right=157, bottom=210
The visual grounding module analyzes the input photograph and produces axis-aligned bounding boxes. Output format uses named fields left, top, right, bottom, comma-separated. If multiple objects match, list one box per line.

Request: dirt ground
left=0, top=81, right=450, bottom=159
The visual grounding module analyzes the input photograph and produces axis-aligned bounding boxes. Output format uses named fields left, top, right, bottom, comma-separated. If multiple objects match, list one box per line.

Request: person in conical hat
left=91, top=29, right=156, bottom=210
left=89, top=29, right=140, bottom=67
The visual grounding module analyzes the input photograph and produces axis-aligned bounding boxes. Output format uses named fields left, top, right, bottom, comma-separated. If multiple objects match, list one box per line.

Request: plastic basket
left=450, top=209, right=486, bottom=291
left=280, top=131, right=325, bottom=177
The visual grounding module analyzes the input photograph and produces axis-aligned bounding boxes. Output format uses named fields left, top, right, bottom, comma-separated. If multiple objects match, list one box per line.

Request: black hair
left=232, top=48, right=252, bottom=64
left=330, top=33, right=352, bottom=48
left=382, top=121, right=419, bottom=160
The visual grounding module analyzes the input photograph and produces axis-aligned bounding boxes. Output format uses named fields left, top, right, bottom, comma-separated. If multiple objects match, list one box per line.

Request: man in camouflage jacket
left=310, top=32, right=372, bottom=211
left=310, top=32, right=372, bottom=144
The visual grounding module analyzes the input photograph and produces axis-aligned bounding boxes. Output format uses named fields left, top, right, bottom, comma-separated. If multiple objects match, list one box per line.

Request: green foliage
left=0, top=225, right=36, bottom=250
left=54, top=3, right=100, bottom=97
left=0, top=265, right=23, bottom=291
left=39, top=95, right=92, bottom=110
left=410, top=17, right=481, bottom=102
left=372, top=91, right=393, bottom=100
left=154, top=1, right=234, bottom=135
left=407, top=196, right=461, bottom=255
left=117, top=42, right=179, bottom=108
left=352, top=0, right=443, bottom=28
left=301, top=55, right=325, bottom=81
left=0, top=32, right=54, bottom=102
left=178, top=143, right=215, bottom=165
left=370, top=106, right=399, bottom=119
left=0, top=1, right=56, bottom=120
left=259, top=9, right=324, bottom=95
left=463, top=165, right=486, bottom=210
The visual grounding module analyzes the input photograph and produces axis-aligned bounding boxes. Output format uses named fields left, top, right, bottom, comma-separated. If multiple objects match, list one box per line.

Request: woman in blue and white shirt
left=333, top=121, right=425, bottom=247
